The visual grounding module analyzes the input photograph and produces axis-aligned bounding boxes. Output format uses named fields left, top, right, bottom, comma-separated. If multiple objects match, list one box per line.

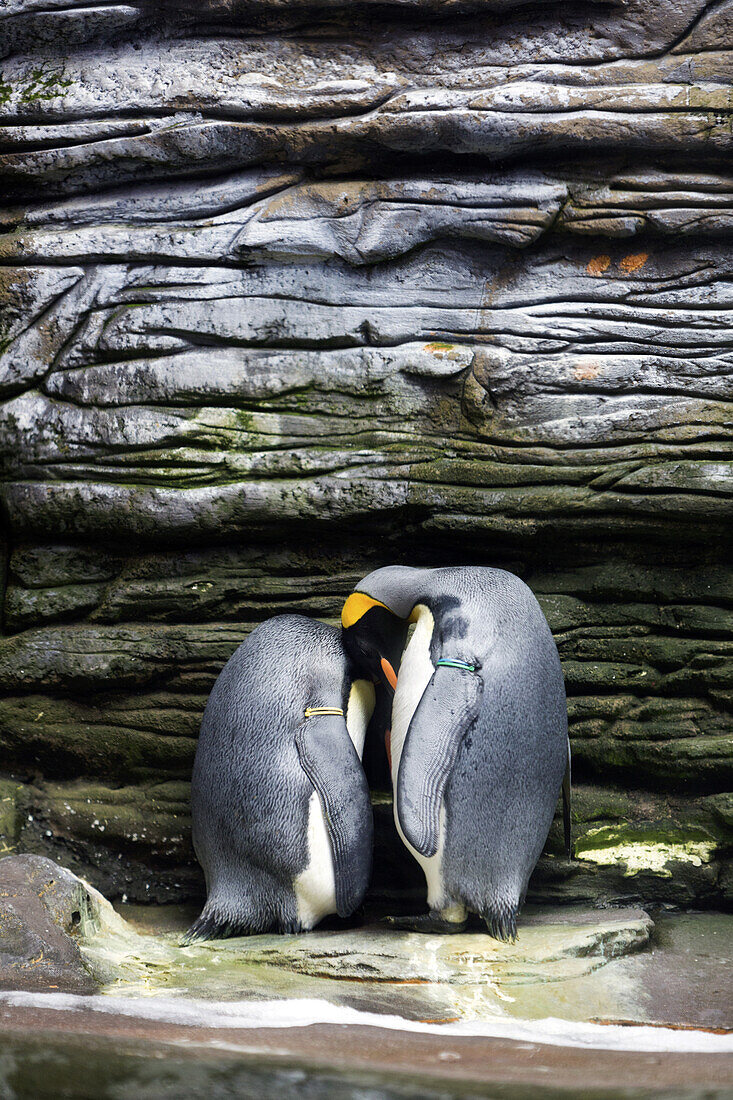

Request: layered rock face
left=0, top=0, right=731, bottom=906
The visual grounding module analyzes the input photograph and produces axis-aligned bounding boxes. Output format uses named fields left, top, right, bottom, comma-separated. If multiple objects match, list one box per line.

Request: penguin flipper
left=295, top=714, right=374, bottom=918
left=563, top=738, right=572, bottom=860
left=397, top=665, right=483, bottom=858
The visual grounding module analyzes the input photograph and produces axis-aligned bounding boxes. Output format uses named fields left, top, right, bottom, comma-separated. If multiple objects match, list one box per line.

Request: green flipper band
left=435, top=659, right=475, bottom=672
left=304, top=706, right=344, bottom=718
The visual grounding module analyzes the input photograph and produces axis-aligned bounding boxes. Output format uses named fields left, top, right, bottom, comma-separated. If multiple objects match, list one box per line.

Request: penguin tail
left=482, top=898, right=519, bottom=944
left=181, top=901, right=231, bottom=946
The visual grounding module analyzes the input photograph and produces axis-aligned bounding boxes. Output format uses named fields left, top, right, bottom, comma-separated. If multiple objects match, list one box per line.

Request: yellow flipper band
left=341, top=591, right=390, bottom=628
left=304, top=707, right=344, bottom=718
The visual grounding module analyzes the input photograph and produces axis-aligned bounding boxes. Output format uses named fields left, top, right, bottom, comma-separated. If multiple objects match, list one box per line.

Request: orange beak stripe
left=380, top=657, right=398, bottom=690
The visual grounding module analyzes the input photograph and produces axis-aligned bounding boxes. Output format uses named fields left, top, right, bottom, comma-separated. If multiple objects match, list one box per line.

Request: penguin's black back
left=359, top=565, right=568, bottom=938
left=189, top=615, right=349, bottom=938
left=427, top=570, right=567, bottom=928
left=442, top=613, right=566, bottom=923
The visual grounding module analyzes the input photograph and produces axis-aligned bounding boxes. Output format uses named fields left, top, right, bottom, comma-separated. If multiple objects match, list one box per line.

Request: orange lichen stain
left=424, top=341, right=462, bottom=360
left=592, top=1019, right=732, bottom=1035
left=619, top=251, right=649, bottom=273
left=587, top=255, right=611, bottom=276
left=573, top=361, right=601, bottom=381
left=418, top=1017, right=462, bottom=1024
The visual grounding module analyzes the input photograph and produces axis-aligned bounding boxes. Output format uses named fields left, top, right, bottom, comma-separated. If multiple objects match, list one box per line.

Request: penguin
left=183, top=614, right=375, bottom=943
left=341, top=566, right=571, bottom=942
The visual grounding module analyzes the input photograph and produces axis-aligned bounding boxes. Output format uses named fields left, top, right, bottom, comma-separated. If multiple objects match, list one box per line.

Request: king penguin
left=183, top=614, right=375, bottom=943
left=341, top=566, right=571, bottom=942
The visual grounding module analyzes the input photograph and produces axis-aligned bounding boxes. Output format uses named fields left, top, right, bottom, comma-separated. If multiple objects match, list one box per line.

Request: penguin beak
left=380, top=657, right=398, bottom=691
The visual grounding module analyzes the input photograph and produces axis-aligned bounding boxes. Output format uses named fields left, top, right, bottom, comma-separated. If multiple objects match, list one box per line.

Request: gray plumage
left=356, top=566, right=569, bottom=941
left=184, top=614, right=373, bottom=944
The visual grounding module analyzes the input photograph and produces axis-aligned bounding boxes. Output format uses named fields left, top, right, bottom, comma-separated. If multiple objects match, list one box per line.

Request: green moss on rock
left=574, top=822, right=719, bottom=877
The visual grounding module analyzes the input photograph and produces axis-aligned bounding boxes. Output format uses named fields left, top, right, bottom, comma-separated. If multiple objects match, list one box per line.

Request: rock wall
left=0, top=0, right=731, bottom=907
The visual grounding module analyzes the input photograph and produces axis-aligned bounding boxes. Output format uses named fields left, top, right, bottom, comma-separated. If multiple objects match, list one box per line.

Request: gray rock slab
left=84, top=902, right=657, bottom=1023
left=0, top=3, right=731, bottom=195
left=0, top=851, right=666, bottom=1026
left=0, top=854, right=97, bottom=993
left=1, top=236, right=731, bottom=545
left=90, top=904, right=665, bottom=1026
left=233, top=908, right=654, bottom=985
left=5, top=171, right=733, bottom=270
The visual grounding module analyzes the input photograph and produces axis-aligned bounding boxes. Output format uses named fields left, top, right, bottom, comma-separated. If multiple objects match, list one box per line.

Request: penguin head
left=341, top=592, right=408, bottom=692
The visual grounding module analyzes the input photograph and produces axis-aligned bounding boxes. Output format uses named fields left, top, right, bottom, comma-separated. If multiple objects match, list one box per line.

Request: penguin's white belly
left=294, top=679, right=374, bottom=929
left=346, top=678, right=375, bottom=759
left=294, top=792, right=337, bottom=929
left=390, top=606, right=448, bottom=911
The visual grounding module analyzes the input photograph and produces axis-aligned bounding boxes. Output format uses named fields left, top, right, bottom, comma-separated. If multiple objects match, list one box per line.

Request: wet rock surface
left=0, top=854, right=658, bottom=1021
left=247, top=908, right=654, bottom=987
left=69, top=885, right=660, bottom=1022
left=186, top=908, right=656, bottom=1023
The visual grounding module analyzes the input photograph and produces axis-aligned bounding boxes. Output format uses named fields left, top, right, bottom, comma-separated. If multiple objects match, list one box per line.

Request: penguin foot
left=482, top=903, right=518, bottom=943
left=383, top=911, right=467, bottom=934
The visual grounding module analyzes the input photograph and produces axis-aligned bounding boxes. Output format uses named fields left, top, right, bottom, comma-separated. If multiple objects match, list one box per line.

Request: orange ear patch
left=341, top=592, right=389, bottom=629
